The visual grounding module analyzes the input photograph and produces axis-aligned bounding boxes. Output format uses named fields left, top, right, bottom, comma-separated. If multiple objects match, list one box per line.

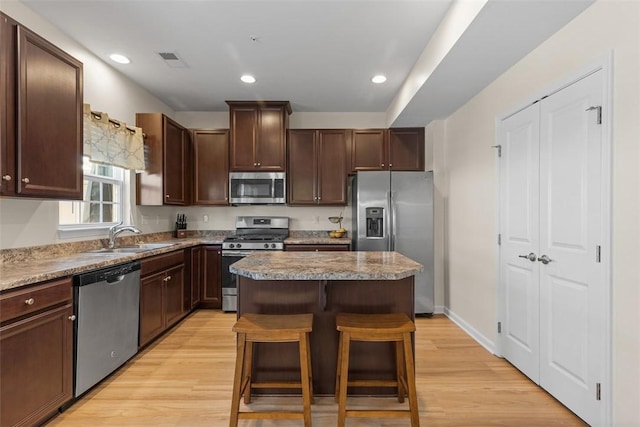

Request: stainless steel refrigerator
left=351, top=171, right=434, bottom=314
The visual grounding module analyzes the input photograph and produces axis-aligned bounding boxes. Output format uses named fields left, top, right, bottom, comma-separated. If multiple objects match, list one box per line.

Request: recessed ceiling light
left=241, top=74, right=256, bottom=83
left=109, top=53, right=130, bottom=64
left=371, top=75, right=387, bottom=84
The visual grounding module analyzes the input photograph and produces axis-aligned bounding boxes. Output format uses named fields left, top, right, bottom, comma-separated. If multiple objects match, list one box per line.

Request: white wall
left=441, top=1, right=639, bottom=425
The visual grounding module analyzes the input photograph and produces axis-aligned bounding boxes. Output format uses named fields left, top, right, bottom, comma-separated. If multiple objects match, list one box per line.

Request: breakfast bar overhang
left=230, top=251, right=423, bottom=395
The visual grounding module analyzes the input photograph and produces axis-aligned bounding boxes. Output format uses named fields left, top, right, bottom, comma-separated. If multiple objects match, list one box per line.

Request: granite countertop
left=284, top=236, right=351, bottom=245
left=230, top=251, right=423, bottom=281
left=0, top=233, right=353, bottom=292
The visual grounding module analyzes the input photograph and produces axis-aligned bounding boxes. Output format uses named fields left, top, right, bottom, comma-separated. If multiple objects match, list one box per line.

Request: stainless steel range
left=221, top=216, right=289, bottom=311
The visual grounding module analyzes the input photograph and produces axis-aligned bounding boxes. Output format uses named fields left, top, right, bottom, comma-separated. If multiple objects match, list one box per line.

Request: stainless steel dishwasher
left=73, top=261, right=141, bottom=397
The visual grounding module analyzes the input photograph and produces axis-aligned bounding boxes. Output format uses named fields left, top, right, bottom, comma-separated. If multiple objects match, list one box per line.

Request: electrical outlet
left=203, top=215, right=209, bottom=223
left=141, top=215, right=148, bottom=225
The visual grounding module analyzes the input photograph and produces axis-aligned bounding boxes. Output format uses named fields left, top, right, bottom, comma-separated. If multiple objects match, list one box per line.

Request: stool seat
left=230, top=313, right=314, bottom=427
left=335, top=312, right=420, bottom=427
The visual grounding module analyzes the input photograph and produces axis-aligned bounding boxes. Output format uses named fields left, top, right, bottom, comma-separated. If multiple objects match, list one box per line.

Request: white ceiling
left=20, top=0, right=595, bottom=126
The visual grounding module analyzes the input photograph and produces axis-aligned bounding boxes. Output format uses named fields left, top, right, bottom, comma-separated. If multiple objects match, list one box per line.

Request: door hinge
left=497, top=322, right=502, bottom=333
left=596, top=245, right=601, bottom=263
left=586, top=105, right=602, bottom=124
left=498, top=234, right=502, bottom=245
left=596, top=383, right=601, bottom=401
left=492, top=145, right=502, bottom=157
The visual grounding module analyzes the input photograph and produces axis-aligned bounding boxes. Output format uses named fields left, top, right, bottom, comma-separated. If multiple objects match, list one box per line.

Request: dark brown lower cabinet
left=0, top=277, right=73, bottom=427
left=200, top=245, right=222, bottom=309
left=139, top=250, right=185, bottom=348
left=186, top=246, right=203, bottom=310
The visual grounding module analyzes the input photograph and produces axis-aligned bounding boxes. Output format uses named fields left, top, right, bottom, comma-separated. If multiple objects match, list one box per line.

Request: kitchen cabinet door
left=164, top=264, right=185, bottom=328
left=256, top=105, right=287, bottom=171
left=288, top=130, right=317, bottom=204
left=136, top=113, right=188, bottom=206
left=189, top=246, right=203, bottom=309
left=388, top=127, right=425, bottom=171
left=351, top=129, right=387, bottom=171
left=164, top=118, right=188, bottom=205
left=192, top=129, right=229, bottom=205
left=1, top=12, right=83, bottom=199
left=0, top=303, right=73, bottom=427
left=139, top=271, right=165, bottom=347
left=201, top=245, right=222, bottom=309
left=317, top=129, right=347, bottom=204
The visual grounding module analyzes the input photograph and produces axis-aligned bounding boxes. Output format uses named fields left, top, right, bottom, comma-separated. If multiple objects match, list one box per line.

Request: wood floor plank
left=45, top=311, right=586, bottom=426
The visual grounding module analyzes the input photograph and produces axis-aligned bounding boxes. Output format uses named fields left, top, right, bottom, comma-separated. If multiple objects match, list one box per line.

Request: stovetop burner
left=222, top=216, right=289, bottom=251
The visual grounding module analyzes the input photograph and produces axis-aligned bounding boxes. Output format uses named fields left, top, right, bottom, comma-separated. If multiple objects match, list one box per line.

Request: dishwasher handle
left=107, top=274, right=125, bottom=284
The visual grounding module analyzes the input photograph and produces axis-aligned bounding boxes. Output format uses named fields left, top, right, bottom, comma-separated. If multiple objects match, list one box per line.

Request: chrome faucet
left=108, top=222, right=142, bottom=249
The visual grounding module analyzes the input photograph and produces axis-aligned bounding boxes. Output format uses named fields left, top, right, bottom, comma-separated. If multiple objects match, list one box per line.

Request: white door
left=499, top=102, right=541, bottom=383
left=499, top=70, right=604, bottom=426
left=538, top=70, right=603, bottom=425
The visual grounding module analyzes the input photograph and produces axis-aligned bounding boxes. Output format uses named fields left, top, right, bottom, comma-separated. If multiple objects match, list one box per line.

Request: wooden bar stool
left=230, top=313, right=314, bottom=427
left=334, top=312, right=419, bottom=427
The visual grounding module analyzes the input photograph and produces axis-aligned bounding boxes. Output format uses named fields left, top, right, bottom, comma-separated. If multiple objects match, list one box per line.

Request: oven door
left=221, top=250, right=252, bottom=312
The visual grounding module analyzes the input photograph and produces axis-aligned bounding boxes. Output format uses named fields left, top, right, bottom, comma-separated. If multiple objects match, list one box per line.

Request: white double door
left=498, top=70, right=606, bottom=425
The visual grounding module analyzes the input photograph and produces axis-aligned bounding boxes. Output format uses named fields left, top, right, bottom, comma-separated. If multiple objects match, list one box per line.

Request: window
left=59, top=157, right=125, bottom=234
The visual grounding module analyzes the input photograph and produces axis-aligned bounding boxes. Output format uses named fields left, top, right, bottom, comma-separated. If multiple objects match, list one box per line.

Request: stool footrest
left=251, top=381, right=306, bottom=389
left=347, top=379, right=399, bottom=388
left=238, top=412, right=305, bottom=420
left=346, top=409, right=411, bottom=419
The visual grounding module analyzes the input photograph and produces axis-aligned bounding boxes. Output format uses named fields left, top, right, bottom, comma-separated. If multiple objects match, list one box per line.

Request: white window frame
left=58, top=159, right=130, bottom=239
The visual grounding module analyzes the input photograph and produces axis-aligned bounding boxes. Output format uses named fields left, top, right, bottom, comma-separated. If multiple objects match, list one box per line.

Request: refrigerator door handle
left=390, top=191, right=397, bottom=251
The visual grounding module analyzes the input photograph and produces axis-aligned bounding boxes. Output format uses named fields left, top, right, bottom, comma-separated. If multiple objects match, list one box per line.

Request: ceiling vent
left=157, top=51, right=188, bottom=68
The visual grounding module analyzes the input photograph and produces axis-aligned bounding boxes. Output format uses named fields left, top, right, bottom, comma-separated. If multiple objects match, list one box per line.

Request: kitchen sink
left=86, top=243, right=178, bottom=254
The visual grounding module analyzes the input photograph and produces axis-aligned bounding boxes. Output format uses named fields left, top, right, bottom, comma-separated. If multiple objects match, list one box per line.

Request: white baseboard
left=443, top=307, right=496, bottom=355
left=433, top=305, right=445, bottom=314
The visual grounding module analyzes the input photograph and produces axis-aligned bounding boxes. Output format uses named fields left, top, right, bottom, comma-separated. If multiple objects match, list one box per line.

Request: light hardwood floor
left=46, top=311, right=586, bottom=426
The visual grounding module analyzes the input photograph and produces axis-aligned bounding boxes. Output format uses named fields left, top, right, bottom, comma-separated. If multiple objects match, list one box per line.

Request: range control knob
left=271, top=243, right=276, bottom=249
left=264, top=243, right=269, bottom=249
left=236, top=243, right=242, bottom=248
left=229, top=243, right=235, bottom=249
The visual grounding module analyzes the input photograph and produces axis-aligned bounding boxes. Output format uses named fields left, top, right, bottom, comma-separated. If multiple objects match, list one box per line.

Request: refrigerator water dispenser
left=365, top=207, right=384, bottom=237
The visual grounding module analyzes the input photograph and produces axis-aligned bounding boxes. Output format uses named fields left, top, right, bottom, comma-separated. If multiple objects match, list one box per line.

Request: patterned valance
left=83, top=104, right=146, bottom=170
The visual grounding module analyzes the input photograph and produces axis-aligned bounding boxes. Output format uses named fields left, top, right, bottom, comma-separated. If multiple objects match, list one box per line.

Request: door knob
left=21, top=177, right=29, bottom=183
left=518, top=252, right=537, bottom=262
left=537, top=254, right=552, bottom=265
left=1, top=174, right=11, bottom=181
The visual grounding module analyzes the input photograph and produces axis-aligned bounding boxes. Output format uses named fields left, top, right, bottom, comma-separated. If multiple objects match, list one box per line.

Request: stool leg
left=306, top=332, right=315, bottom=404
left=334, top=331, right=343, bottom=403
left=229, top=333, right=246, bottom=427
left=402, top=332, right=420, bottom=427
left=299, top=332, right=313, bottom=427
left=395, top=340, right=406, bottom=403
left=243, top=341, right=253, bottom=404
left=337, top=331, right=351, bottom=427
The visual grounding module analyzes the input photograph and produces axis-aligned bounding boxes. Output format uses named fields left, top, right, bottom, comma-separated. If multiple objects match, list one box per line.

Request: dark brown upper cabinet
left=136, top=113, right=189, bottom=206
left=227, top=101, right=291, bottom=172
left=288, top=129, right=348, bottom=205
left=191, top=129, right=229, bottom=205
left=350, top=127, right=425, bottom=172
left=1, top=13, right=83, bottom=199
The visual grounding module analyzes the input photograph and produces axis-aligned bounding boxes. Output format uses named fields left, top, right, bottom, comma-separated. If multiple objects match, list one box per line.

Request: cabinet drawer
left=0, top=277, right=72, bottom=324
left=141, top=250, right=185, bottom=277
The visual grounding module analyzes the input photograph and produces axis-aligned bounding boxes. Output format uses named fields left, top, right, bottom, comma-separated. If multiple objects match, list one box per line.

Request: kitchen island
left=230, top=251, right=423, bottom=395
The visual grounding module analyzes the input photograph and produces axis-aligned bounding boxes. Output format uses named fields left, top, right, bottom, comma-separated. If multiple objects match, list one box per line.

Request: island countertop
left=229, top=251, right=423, bottom=281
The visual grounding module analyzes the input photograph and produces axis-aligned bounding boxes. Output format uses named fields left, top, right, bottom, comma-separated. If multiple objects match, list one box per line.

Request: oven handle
left=222, top=250, right=253, bottom=257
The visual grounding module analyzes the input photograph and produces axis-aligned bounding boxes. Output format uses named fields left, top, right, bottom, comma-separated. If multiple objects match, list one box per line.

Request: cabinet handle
left=381, top=164, right=385, bottom=167
left=21, top=177, right=30, bottom=184
left=257, top=162, right=261, bottom=166
left=253, top=162, right=257, bottom=166
left=68, top=315, right=76, bottom=321
left=166, top=275, right=172, bottom=281
left=1, top=174, right=11, bottom=181
left=165, top=194, right=170, bottom=199
left=389, top=163, right=393, bottom=168
left=25, top=298, right=35, bottom=305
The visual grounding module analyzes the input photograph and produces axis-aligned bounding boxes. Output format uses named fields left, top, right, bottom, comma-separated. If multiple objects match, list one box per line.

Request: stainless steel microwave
left=229, top=172, right=286, bottom=205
